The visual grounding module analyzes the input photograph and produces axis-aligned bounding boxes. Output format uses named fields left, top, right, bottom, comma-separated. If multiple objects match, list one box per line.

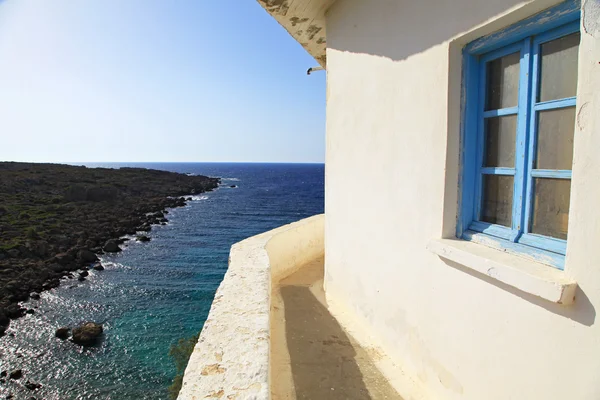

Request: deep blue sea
left=0, top=163, right=324, bottom=400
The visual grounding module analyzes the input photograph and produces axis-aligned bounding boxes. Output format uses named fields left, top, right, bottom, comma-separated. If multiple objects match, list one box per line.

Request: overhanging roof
left=256, top=0, right=336, bottom=66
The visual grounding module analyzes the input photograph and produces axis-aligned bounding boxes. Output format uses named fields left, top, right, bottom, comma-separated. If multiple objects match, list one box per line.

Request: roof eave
left=256, top=0, right=335, bottom=67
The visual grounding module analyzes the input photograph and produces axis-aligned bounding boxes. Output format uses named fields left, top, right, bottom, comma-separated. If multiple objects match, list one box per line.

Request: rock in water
left=55, top=327, right=70, bottom=340
left=25, top=380, right=42, bottom=390
left=137, top=235, right=151, bottom=242
left=9, top=370, right=22, bottom=380
left=72, top=322, right=103, bottom=345
left=92, top=263, right=104, bottom=271
left=103, top=240, right=121, bottom=253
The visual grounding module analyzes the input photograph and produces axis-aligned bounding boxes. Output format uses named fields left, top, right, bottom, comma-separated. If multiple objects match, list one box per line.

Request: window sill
left=427, top=238, right=577, bottom=305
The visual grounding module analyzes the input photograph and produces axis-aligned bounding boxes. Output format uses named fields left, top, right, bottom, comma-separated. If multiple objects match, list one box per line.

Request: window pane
left=481, top=175, right=513, bottom=227
left=535, top=107, right=575, bottom=170
left=486, top=52, right=520, bottom=110
left=484, top=115, right=517, bottom=167
left=539, top=32, right=580, bottom=102
left=530, top=178, right=571, bottom=240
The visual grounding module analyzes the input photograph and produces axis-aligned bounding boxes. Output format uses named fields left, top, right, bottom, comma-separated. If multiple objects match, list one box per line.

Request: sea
left=0, top=162, right=325, bottom=400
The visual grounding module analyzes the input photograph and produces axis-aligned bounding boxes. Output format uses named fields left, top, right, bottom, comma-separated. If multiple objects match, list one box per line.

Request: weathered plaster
left=177, top=215, right=324, bottom=400
left=582, top=0, right=600, bottom=35
left=255, top=0, right=335, bottom=66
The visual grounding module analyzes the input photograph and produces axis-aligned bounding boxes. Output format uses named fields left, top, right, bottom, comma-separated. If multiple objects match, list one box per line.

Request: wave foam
left=189, top=195, right=209, bottom=201
left=96, top=260, right=130, bottom=270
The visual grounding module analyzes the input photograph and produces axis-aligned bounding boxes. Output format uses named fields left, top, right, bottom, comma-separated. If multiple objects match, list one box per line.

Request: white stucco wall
left=324, top=0, right=600, bottom=399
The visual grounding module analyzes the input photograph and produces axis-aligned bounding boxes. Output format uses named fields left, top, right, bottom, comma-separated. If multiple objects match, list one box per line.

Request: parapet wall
left=177, top=214, right=325, bottom=400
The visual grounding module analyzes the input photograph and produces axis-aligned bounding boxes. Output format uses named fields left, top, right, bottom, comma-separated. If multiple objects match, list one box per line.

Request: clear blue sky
left=0, top=0, right=325, bottom=163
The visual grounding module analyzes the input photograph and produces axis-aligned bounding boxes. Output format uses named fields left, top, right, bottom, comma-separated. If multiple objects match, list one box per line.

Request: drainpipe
left=307, top=66, right=325, bottom=75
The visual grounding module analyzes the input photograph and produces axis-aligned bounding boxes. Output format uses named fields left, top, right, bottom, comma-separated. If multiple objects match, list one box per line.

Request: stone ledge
left=427, top=238, right=578, bottom=305
left=178, top=214, right=325, bottom=400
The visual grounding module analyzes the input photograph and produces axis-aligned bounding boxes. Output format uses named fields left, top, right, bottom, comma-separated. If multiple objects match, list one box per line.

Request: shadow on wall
left=441, top=258, right=596, bottom=327
left=326, top=0, right=557, bottom=62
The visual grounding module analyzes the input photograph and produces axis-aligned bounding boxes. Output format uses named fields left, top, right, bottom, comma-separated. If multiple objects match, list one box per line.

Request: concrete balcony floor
left=271, top=258, right=404, bottom=400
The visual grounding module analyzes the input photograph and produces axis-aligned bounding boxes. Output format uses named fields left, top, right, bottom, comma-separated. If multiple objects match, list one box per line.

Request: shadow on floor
left=281, top=285, right=371, bottom=399
left=278, top=263, right=403, bottom=399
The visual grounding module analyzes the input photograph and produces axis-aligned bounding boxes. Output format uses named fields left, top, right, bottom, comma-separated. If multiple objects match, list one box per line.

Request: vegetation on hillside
left=0, top=162, right=219, bottom=336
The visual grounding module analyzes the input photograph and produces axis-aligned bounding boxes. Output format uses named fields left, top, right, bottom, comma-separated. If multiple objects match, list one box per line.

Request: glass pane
left=530, top=178, right=571, bottom=240
left=484, top=115, right=517, bottom=167
left=481, top=175, right=513, bottom=227
left=486, top=52, right=520, bottom=110
left=535, top=107, right=575, bottom=170
left=539, top=32, right=580, bottom=102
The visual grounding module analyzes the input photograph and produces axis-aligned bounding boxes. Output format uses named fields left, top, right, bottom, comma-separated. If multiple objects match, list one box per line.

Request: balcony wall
left=177, top=214, right=325, bottom=400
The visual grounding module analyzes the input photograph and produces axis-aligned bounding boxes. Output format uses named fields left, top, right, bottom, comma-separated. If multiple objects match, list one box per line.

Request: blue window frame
left=459, top=0, right=581, bottom=269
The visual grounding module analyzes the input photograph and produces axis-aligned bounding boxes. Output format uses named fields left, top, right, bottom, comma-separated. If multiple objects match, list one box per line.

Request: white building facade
left=180, top=1, right=600, bottom=399
left=323, top=0, right=599, bottom=398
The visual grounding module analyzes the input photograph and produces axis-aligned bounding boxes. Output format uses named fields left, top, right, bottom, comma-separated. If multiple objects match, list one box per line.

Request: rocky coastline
left=0, top=162, right=220, bottom=337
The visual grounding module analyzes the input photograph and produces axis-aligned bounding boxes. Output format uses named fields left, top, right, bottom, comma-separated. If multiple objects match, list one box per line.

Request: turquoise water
left=0, top=163, right=324, bottom=399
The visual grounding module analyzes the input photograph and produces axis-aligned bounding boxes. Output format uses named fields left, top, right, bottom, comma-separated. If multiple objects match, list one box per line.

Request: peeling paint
left=255, top=0, right=331, bottom=66
left=258, top=0, right=290, bottom=16
left=290, top=16, right=309, bottom=26
left=306, top=24, right=323, bottom=40
left=466, top=0, right=582, bottom=53
left=582, top=0, right=600, bottom=36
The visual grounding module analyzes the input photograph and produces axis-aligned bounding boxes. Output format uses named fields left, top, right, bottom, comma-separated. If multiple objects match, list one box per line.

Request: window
left=459, top=0, right=581, bottom=269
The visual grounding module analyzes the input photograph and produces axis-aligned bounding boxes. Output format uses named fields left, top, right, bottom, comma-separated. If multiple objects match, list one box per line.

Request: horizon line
left=1, top=160, right=325, bottom=165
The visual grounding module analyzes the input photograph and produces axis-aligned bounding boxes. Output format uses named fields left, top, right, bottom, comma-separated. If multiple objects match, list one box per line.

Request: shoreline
left=0, top=162, right=220, bottom=337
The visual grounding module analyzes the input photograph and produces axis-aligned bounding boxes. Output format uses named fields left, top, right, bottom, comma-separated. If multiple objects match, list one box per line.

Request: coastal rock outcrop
left=103, top=240, right=121, bottom=253
left=55, top=327, right=70, bottom=340
left=25, top=380, right=42, bottom=390
left=78, top=249, right=98, bottom=263
left=0, top=162, right=220, bottom=332
left=72, top=322, right=103, bottom=346
left=0, top=311, right=10, bottom=335
left=92, top=263, right=104, bottom=271
left=8, top=370, right=22, bottom=380
left=5, top=304, right=25, bottom=319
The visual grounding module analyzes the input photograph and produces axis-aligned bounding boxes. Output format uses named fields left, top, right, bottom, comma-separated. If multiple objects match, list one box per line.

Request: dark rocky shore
left=0, top=162, right=219, bottom=336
